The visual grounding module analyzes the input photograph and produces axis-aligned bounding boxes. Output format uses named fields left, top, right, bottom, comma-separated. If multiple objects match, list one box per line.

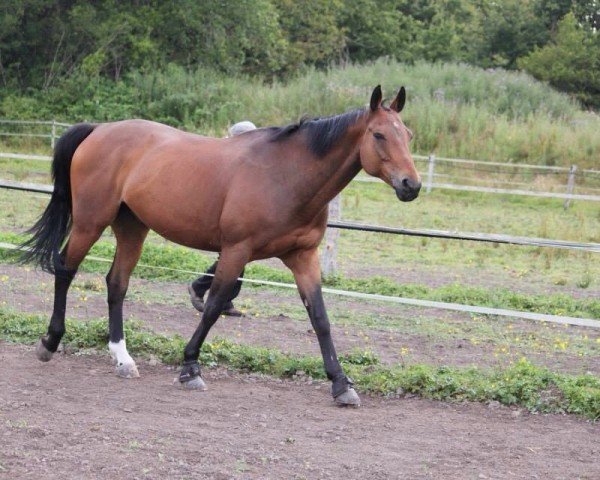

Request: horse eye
left=373, top=132, right=385, bottom=140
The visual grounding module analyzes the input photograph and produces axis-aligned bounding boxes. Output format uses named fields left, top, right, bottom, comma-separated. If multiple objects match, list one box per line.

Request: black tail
left=20, top=123, right=96, bottom=273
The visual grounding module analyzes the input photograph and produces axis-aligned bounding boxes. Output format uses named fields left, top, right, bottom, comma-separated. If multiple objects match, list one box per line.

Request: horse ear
left=390, top=86, right=406, bottom=113
left=370, top=85, right=382, bottom=112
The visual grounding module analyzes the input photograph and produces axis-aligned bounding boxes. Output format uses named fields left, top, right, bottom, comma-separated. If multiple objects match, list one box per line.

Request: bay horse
left=21, top=85, right=421, bottom=406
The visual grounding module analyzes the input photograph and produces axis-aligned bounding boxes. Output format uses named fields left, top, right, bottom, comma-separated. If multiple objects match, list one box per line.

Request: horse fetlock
left=179, top=360, right=200, bottom=381
left=331, top=375, right=360, bottom=406
left=178, top=361, right=206, bottom=389
left=35, top=338, right=55, bottom=362
left=331, top=374, right=353, bottom=396
left=108, top=340, right=137, bottom=378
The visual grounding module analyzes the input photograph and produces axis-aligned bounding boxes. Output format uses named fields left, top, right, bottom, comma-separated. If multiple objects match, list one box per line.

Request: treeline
left=1, top=1, right=599, bottom=106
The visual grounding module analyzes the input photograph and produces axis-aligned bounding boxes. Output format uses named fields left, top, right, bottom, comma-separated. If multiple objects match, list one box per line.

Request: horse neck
left=300, top=121, right=366, bottom=215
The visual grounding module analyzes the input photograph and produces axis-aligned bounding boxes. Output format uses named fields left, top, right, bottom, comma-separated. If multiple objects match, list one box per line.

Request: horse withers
left=21, top=85, right=420, bottom=406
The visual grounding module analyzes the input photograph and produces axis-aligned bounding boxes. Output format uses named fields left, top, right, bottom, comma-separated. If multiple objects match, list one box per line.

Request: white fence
left=0, top=119, right=71, bottom=149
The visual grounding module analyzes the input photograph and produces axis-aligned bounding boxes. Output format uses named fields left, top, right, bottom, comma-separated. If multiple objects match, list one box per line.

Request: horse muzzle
left=393, top=176, right=421, bottom=202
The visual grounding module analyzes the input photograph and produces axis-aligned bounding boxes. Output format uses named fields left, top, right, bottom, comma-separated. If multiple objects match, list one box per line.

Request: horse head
left=359, top=85, right=421, bottom=202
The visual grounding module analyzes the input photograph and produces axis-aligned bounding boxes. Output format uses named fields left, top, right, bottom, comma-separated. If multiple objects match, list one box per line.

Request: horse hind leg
left=106, top=204, right=148, bottom=378
left=36, top=225, right=104, bottom=362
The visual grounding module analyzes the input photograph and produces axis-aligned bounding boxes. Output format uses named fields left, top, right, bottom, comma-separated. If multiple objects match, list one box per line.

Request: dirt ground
left=1, top=262, right=599, bottom=478
left=1, top=342, right=599, bottom=480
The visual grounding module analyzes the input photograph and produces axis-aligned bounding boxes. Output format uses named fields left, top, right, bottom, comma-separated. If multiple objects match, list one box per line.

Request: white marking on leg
left=109, top=339, right=134, bottom=367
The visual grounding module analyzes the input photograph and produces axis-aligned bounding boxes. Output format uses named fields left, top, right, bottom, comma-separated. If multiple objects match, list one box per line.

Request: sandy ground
left=1, top=262, right=599, bottom=479
left=1, top=343, right=599, bottom=480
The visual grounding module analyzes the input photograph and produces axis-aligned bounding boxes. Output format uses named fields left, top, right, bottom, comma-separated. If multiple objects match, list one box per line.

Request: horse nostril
left=401, top=177, right=410, bottom=188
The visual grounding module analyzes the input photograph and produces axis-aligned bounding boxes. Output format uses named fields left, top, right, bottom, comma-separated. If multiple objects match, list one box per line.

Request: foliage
left=1, top=0, right=599, bottom=104
left=4, top=59, right=598, bottom=169
left=474, top=0, right=550, bottom=69
left=518, top=13, right=600, bottom=108
left=274, top=0, right=345, bottom=70
left=0, top=308, right=598, bottom=419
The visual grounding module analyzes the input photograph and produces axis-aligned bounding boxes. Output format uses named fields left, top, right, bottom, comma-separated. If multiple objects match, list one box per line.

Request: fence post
left=321, top=194, right=341, bottom=278
left=50, top=120, right=56, bottom=149
left=563, top=164, right=577, bottom=210
left=426, top=154, right=436, bottom=193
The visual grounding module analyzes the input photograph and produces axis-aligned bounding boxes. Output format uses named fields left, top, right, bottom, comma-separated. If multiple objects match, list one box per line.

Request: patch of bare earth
left=1, top=343, right=599, bottom=479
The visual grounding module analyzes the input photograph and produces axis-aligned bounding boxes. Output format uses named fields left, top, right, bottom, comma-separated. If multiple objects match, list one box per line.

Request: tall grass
left=1, top=59, right=599, bottom=168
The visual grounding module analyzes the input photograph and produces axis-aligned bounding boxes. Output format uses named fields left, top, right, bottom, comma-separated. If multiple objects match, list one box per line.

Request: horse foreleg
left=179, top=244, right=249, bottom=390
left=282, top=248, right=360, bottom=406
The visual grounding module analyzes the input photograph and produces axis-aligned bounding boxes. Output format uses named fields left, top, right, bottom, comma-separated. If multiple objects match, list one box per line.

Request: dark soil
left=1, top=342, right=599, bottom=480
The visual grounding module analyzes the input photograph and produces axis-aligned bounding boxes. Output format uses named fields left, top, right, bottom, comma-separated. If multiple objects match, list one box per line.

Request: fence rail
left=413, top=153, right=600, bottom=175
left=0, top=119, right=71, bottom=149
left=2, top=150, right=600, bottom=202
left=0, top=178, right=598, bottom=328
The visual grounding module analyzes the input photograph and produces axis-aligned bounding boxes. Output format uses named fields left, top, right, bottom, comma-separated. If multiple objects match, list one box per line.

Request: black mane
left=268, top=108, right=367, bottom=157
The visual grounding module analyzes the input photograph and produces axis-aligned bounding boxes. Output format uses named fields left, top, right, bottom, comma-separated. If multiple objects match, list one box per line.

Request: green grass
left=338, top=182, right=599, bottom=290
left=118, top=283, right=599, bottom=360
left=0, top=308, right=598, bottom=419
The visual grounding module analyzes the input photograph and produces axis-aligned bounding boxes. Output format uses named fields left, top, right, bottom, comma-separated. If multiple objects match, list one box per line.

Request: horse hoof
left=116, top=362, right=140, bottom=379
left=188, top=284, right=205, bottom=313
left=334, top=388, right=361, bottom=407
left=178, top=376, right=207, bottom=391
left=35, top=339, right=54, bottom=362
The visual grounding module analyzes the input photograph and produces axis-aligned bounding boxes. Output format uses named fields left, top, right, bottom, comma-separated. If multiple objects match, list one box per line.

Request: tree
left=340, top=0, right=418, bottom=63
left=274, top=0, right=345, bottom=69
left=157, top=0, right=289, bottom=76
left=518, top=12, right=600, bottom=107
left=474, top=0, right=550, bottom=69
